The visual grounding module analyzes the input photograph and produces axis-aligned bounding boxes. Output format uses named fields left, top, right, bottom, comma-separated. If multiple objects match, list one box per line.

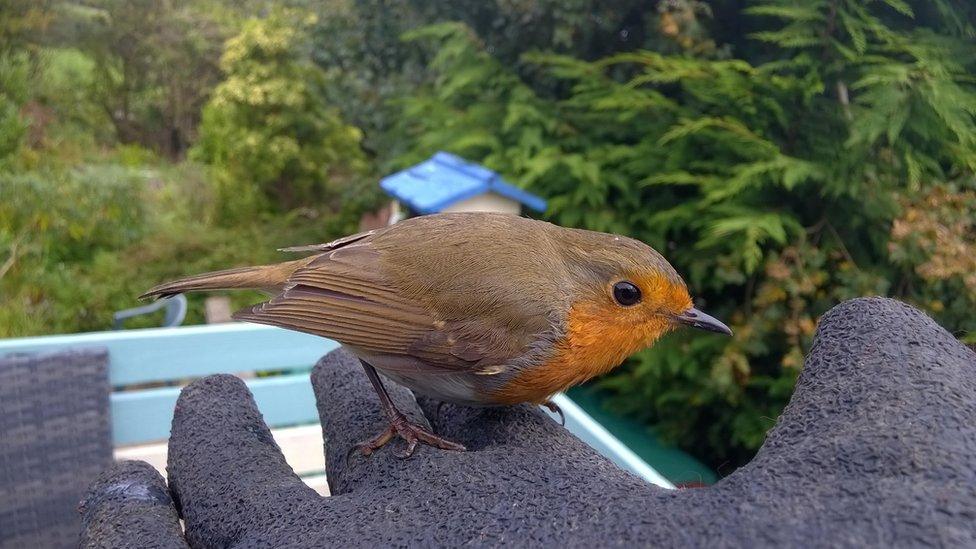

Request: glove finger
left=310, top=348, right=437, bottom=495
left=167, top=374, right=322, bottom=547
left=311, top=348, right=639, bottom=497
left=79, top=460, right=187, bottom=548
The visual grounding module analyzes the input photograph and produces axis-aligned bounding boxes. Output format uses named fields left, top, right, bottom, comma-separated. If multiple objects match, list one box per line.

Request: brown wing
left=233, top=241, right=516, bottom=373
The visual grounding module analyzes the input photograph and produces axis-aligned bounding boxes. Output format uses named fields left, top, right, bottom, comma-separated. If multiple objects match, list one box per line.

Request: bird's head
left=556, top=229, right=732, bottom=368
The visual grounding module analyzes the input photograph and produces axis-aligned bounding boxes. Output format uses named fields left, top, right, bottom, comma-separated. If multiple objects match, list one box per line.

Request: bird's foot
left=541, top=400, right=565, bottom=426
left=354, top=412, right=466, bottom=459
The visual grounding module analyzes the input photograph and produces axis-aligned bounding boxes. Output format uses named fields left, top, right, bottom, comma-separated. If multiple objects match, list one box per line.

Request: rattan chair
left=0, top=348, right=113, bottom=548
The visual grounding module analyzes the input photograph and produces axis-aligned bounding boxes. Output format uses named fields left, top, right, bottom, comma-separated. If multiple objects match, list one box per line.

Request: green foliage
left=0, top=166, right=146, bottom=261
left=26, top=47, right=116, bottom=157
left=0, top=158, right=363, bottom=337
left=68, top=0, right=228, bottom=158
left=748, top=0, right=976, bottom=185
left=1, top=3, right=375, bottom=338
left=0, top=0, right=55, bottom=49
left=0, top=52, right=30, bottom=164
left=193, top=10, right=371, bottom=218
left=304, top=0, right=706, bottom=166
left=406, top=0, right=659, bottom=62
left=0, top=165, right=148, bottom=335
left=394, top=2, right=976, bottom=468
left=306, top=0, right=427, bottom=158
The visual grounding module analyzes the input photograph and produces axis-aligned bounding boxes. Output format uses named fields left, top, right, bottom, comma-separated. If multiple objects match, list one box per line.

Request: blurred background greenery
left=2, top=0, right=974, bottom=472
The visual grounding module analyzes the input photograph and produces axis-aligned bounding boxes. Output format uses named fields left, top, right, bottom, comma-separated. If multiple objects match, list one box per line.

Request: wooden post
left=204, top=296, right=233, bottom=324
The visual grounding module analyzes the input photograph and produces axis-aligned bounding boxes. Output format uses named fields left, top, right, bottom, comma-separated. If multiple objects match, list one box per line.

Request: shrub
left=0, top=51, right=29, bottom=164
left=0, top=166, right=149, bottom=335
left=193, top=9, right=371, bottom=219
left=0, top=157, right=368, bottom=337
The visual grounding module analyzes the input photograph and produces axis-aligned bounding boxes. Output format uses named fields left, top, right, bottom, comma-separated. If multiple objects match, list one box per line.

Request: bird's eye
left=612, top=281, right=642, bottom=306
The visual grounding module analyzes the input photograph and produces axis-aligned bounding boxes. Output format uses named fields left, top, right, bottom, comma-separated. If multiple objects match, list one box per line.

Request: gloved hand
left=79, top=298, right=976, bottom=548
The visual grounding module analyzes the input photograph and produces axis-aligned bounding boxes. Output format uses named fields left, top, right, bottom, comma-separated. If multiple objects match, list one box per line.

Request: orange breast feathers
left=493, top=273, right=692, bottom=405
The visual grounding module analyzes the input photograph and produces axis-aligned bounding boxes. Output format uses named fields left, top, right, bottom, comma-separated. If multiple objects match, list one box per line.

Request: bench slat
left=302, top=474, right=330, bottom=496
left=1, top=323, right=672, bottom=488
left=0, top=323, right=338, bottom=386
left=111, top=373, right=322, bottom=445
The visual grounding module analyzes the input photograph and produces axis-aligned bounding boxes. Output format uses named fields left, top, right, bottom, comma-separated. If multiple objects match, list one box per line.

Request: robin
left=142, top=212, right=731, bottom=457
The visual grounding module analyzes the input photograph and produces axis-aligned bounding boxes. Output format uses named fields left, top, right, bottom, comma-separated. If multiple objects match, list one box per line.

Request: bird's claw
left=352, top=413, right=466, bottom=459
left=542, top=400, right=565, bottom=426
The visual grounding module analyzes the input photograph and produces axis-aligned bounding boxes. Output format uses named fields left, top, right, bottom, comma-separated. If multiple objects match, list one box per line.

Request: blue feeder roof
left=380, top=152, right=547, bottom=214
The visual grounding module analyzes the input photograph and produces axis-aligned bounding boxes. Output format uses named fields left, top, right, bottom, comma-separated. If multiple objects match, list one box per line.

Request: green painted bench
left=0, top=323, right=673, bottom=492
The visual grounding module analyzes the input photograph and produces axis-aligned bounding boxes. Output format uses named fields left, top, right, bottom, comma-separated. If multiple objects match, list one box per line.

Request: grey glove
left=79, top=298, right=976, bottom=547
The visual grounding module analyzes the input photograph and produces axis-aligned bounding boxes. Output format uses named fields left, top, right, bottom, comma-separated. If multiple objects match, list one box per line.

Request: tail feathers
left=140, top=260, right=306, bottom=300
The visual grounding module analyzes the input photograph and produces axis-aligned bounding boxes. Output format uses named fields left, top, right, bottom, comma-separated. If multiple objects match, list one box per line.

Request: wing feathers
left=277, top=230, right=377, bottom=253
left=234, top=240, right=517, bottom=374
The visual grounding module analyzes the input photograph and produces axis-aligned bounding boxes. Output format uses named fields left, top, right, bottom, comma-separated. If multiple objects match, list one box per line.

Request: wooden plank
left=0, top=323, right=338, bottom=386
left=303, top=474, right=330, bottom=497
left=114, top=425, right=327, bottom=478
left=268, top=425, right=326, bottom=475
left=111, top=373, right=321, bottom=445
left=114, top=442, right=168, bottom=474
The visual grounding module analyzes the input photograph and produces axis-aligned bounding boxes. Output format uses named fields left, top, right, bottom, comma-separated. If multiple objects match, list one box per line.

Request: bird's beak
left=674, top=307, right=733, bottom=336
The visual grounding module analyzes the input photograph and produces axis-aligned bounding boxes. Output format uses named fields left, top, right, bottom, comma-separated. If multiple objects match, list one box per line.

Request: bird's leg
left=354, top=360, right=466, bottom=459
left=432, top=400, right=448, bottom=432
left=541, top=400, right=565, bottom=426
